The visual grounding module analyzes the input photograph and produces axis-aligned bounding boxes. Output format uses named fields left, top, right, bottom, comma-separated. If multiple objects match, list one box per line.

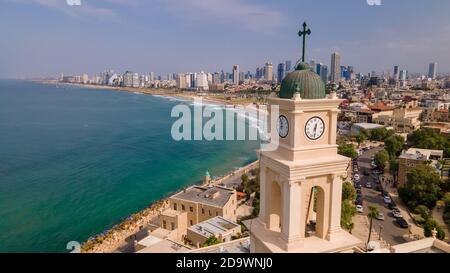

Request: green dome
left=279, top=62, right=326, bottom=99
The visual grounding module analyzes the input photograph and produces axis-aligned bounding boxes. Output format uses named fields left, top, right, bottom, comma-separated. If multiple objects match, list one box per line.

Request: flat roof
left=172, top=185, right=235, bottom=207
left=188, top=216, right=239, bottom=238
left=352, top=123, right=385, bottom=130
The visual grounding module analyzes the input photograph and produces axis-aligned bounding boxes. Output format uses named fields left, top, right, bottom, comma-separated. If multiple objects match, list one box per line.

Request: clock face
left=305, top=117, right=325, bottom=140
left=277, top=115, right=289, bottom=138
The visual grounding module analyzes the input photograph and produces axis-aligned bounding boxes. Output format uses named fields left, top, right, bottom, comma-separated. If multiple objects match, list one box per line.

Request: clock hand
left=313, top=123, right=318, bottom=137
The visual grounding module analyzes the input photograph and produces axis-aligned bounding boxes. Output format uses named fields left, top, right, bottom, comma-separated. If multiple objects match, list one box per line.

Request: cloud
left=159, top=0, right=284, bottom=33
left=5, top=0, right=118, bottom=19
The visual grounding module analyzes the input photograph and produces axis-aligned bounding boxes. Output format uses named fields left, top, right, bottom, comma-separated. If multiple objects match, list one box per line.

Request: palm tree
left=367, top=205, right=380, bottom=251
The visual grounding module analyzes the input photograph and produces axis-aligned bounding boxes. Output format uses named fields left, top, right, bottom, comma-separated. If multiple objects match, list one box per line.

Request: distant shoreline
left=35, top=80, right=266, bottom=108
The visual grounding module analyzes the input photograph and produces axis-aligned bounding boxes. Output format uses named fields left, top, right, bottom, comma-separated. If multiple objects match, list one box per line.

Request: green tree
left=423, top=219, right=446, bottom=240
left=389, top=159, right=399, bottom=183
left=398, top=165, right=443, bottom=210
left=374, top=150, right=390, bottom=170
left=408, top=128, right=450, bottom=157
left=338, top=143, right=358, bottom=159
left=384, top=135, right=405, bottom=157
left=341, top=201, right=357, bottom=231
left=342, top=181, right=357, bottom=201
left=203, top=236, right=219, bottom=247
left=414, top=205, right=432, bottom=220
left=367, top=205, right=380, bottom=250
left=369, top=128, right=394, bottom=142
left=355, top=132, right=367, bottom=148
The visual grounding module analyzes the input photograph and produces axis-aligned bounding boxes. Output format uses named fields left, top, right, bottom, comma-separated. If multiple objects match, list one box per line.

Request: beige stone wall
left=168, top=194, right=237, bottom=227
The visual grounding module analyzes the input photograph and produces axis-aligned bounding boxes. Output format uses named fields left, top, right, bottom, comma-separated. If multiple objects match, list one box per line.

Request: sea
left=0, top=80, right=260, bottom=253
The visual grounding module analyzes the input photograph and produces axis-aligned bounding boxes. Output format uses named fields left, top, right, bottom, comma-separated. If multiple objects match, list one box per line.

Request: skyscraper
left=277, top=63, right=285, bottom=83
left=393, top=66, right=399, bottom=80
left=316, top=63, right=328, bottom=84
left=264, top=62, right=273, bottom=81
left=428, top=62, right=437, bottom=79
left=285, top=60, right=292, bottom=73
left=232, top=65, right=240, bottom=85
left=331, top=52, right=341, bottom=84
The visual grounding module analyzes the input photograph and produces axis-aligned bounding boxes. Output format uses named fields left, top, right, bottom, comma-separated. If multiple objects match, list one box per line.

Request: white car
left=383, top=196, right=392, bottom=204
left=356, top=205, right=364, bottom=213
left=354, top=174, right=360, bottom=180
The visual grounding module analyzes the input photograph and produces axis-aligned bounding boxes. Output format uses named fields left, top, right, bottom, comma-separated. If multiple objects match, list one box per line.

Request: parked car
left=388, top=203, right=397, bottom=210
left=383, top=196, right=392, bottom=204
left=356, top=205, right=364, bottom=213
left=356, top=198, right=363, bottom=206
left=376, top=212, right=385, bottom=221
left=396, top=218, right=409, bottom=229
left=354, top=174, right=360, bottom=180
left=392, top=210, right=402, bottom=218
left=382, top=191, right=389, bottom=198
left=365, top=182, right=372, bottom=189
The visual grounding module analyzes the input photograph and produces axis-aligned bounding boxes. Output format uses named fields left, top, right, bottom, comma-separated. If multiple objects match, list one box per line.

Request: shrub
left=423, top=219, right=445, bottom=240
left=414, top=205, right=431, bottom=220
left=413, top=215, right=426, bottom=226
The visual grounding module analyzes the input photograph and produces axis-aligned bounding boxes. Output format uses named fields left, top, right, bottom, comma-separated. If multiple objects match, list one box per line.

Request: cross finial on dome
left=298, top=22, right=311, bottom=63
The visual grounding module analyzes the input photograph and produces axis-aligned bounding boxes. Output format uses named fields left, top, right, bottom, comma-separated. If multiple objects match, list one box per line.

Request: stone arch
left=305, top=185, right=328, bottom=239
left=268, top=180, right=282, bottom=232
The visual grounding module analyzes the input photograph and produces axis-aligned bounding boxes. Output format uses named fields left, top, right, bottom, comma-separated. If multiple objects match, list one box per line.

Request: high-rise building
left=428, top=62, right=437, bottom=79
left=232, top=65, right=240, bottom=85
left=195, top=71, right=209, bottom=91
left=393, top=66, right=399, bottom=80
left=212, top=72, right=221, bottom=84
left=277, top=63, right=285, bottom=83
left=331, top=52, right=341, bottom=84
left=316, top=63, right=328, bottom=84
left=149, top=72, right=155, bottom=82
left=309, top=60, right=316, bottom=73
left=122, top=71, right=139, bottom=87
left=176, top=74, right=187, bottom=89
left=264, top=62, right=273, bottom=81
left=285, top=60, right=292, bottom=73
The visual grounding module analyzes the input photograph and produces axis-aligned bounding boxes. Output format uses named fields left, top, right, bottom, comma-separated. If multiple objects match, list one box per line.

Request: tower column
left=280, top=179, right=304, bottom=250
left=327, top=174, right=344, bottom=240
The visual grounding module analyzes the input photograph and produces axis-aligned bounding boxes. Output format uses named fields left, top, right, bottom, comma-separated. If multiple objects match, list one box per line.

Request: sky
left=1, top=0, right=450, bottom=78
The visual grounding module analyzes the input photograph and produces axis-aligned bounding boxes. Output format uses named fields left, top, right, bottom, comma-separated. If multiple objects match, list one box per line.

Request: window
left=215, top=212, right=219, bottom=216
left=171, top=222, right=175, bottom=230
left=162, top=220, right=167, bottom=229
left=190, top=220, right=193, bottom=226
left=182, top=205, right=185, bottom=211
left=209, top=210, right=211, bottom=216
left=202, top=208, right=205, bottom=214
left=173, top=203, right=177, bottom=210
left=189, top=206, right=193, bottom=212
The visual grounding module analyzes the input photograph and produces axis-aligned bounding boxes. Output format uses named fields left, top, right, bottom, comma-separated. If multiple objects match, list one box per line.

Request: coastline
left=36, top=80, right=266, bottom=108
left=80, top=160, right=259, bottom=253
left=29, top=80, right=264, bottom=253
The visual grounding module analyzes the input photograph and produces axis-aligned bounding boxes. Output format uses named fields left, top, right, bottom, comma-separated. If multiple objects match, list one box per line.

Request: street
left=357, top=146, right=408, bottom=246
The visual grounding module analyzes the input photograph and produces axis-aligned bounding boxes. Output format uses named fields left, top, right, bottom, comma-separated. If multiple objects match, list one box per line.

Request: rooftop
left=399, top=148, right=444, bottom=160
left=352, top=123, right=385, bottom=130
left=188, top=216, right=239, bottom=238
left=171, top=185, right=235, bottom=208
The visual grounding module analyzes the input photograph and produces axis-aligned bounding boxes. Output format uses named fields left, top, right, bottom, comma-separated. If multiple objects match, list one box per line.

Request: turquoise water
left=0, top=80, right=259, bottom=253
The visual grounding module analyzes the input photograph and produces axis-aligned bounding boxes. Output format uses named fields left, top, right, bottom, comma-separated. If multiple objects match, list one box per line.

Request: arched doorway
left=268, top=181, right=282, bottom=232
left=305, top=186, right=326, bottom=239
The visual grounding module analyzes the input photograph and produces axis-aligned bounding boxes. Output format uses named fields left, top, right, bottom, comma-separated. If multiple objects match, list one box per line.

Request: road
left=357, top=146, right=408, bottom=246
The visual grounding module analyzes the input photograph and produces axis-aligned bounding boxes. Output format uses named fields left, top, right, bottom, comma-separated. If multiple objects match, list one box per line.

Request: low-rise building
left=398, top=148, right=444, bottom=188
left=166, top=185, right=237, bottom=228
left=186, top=216, right=241, bottom=247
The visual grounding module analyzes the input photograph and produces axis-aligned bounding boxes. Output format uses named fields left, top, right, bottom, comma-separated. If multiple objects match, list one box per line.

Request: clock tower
left=245, top=23, right=361, bottom=253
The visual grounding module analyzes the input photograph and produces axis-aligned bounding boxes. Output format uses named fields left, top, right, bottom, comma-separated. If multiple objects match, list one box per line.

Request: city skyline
left=1, top=0, right=450, bottom=78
